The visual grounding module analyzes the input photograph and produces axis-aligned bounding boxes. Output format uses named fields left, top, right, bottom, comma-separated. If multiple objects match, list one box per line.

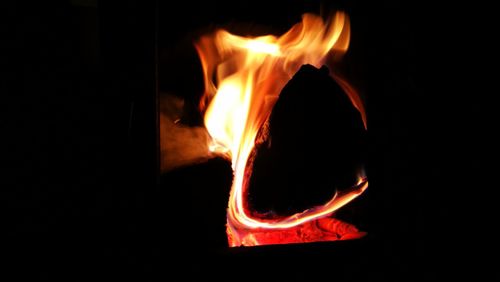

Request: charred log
left=248, top=64, right=366, bottom=216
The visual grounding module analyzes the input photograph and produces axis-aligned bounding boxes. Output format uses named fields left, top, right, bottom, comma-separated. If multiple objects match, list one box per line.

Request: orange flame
left=195, top=12, right=368, bottom=246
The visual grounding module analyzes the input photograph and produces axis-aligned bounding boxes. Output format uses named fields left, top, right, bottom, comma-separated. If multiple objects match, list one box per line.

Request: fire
left=195, top=12, right=368, bottom=246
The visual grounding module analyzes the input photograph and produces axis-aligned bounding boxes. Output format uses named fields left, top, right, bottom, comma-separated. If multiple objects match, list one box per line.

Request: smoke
left=160, top=93, right=215, bottom=172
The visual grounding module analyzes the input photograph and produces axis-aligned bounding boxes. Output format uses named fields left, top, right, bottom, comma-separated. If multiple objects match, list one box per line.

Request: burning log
left=248, top=64, right=366, bottom=217
left=194, top=12, right=368, bottom=246
left=227, top=64, right=367, bottom=246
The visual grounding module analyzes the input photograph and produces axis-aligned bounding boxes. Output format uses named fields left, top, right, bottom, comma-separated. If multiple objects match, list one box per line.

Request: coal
left=247, top=64, right=366, bottom=216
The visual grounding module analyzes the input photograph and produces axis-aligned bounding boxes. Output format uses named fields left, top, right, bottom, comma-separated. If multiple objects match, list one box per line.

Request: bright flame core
left=195, top=12, right=368, bottom=246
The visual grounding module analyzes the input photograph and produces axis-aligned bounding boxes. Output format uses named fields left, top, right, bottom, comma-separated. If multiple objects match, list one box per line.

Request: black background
left=9, top=0, right=495, bottom=280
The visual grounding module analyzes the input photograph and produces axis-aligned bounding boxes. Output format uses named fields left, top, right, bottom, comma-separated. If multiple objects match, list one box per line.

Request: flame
left=195, top=12, right=368, bottom=246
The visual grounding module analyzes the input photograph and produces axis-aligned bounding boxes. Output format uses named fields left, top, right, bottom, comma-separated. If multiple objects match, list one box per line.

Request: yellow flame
left=195, top=12, right=367, bottom=237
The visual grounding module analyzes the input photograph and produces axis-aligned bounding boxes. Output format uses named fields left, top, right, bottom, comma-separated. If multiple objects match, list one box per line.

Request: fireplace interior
left=11, top=0, right=478, bottom=280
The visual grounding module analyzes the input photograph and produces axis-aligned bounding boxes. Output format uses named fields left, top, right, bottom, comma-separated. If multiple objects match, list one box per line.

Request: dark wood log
left=248, top=64, right=366, bottom=216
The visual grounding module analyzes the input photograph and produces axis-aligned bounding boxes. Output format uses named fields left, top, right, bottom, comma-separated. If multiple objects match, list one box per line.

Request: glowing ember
left=195, top=12, right=368, bottom=246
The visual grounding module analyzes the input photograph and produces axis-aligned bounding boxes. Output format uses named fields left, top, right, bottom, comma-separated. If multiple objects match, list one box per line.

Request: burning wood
left=194, top=12, right=368, bottom=246
left=229, top=217, right=365, bottom=247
